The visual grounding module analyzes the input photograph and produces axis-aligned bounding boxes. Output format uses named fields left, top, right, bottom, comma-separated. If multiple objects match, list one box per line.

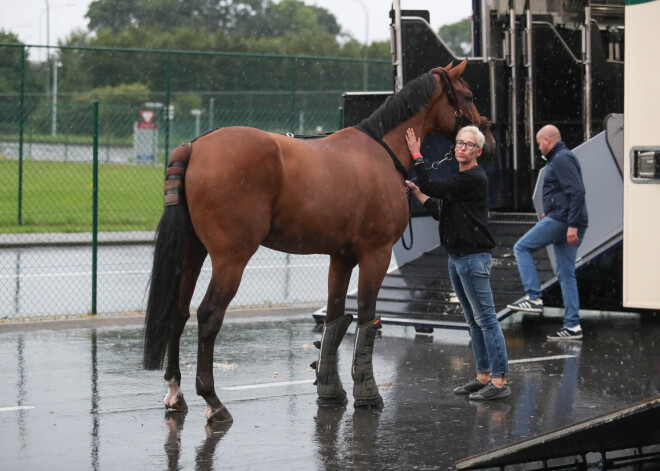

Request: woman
left=405, top=125, right=510, bottom=400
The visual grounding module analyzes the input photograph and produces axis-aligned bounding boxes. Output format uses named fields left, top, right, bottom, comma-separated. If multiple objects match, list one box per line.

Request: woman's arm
left=406, top=180, right=440, bottom=220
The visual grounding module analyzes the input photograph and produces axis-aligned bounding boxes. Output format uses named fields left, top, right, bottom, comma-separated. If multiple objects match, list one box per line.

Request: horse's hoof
left=354, top=393, right=384, bottom=408
left=316, top=392, right=348, bottom=407
left=164, top=393, right=188, bottom=412
left=205, top=405, right=233, bottom=423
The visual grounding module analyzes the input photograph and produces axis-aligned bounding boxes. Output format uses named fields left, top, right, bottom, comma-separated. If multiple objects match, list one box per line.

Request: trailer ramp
left=455, top=395, right=660, bottom=470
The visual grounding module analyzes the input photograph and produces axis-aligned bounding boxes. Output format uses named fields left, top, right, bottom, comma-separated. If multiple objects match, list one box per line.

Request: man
left=507, top=125, right=588, bottom=340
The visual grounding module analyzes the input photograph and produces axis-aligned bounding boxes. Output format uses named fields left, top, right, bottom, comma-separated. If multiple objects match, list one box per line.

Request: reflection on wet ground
left=0, top=310, right=658, bottom=470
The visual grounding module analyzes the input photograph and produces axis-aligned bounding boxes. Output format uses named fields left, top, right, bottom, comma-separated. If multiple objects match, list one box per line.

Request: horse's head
left=427, top=60, right=495, bottom=159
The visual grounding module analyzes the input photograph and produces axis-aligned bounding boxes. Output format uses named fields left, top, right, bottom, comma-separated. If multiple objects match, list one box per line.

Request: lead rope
left=401, top=184, right=413, bottom=250
left=401, top=150, right=453, bottom=250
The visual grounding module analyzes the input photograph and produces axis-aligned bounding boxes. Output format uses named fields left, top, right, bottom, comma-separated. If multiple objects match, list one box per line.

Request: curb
left=0, top=231, right=156, bottom=248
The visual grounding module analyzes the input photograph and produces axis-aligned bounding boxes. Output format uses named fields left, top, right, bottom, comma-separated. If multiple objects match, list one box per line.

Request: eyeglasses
left=455, top=140, right=478, bottom=150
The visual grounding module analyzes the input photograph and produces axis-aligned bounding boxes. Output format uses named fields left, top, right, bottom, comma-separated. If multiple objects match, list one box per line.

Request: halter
left=433, top=67, right=491, bottom=139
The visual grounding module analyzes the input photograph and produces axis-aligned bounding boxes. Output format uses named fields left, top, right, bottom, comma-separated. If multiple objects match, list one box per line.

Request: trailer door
left=623, top=0, right=660, bottom=309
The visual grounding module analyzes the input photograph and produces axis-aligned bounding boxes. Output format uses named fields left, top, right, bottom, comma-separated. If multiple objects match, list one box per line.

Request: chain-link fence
left=0, top=100, right=364, bottom=320
left=0, top=45, right=395, bottom=322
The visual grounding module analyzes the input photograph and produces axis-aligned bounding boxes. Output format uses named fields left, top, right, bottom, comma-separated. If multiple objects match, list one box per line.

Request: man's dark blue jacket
left=542, top=141, right=588, bottom=228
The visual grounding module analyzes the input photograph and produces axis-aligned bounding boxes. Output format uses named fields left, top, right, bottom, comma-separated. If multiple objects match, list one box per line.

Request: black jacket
left=542, top=141, right=589, bottom=228
left=415, top=163, right=495, bottom=256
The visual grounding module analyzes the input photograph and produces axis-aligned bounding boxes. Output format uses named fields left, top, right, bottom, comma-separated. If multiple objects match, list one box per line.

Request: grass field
left=0, top=159, right=164, bottom=233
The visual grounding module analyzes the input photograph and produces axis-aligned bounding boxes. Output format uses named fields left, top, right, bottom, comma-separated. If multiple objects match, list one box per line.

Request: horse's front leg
left=352, top=247, right=391, bottom=407
left=164, top=229, right=207, bottom=412
left=315, top=255, right=356, bottom=405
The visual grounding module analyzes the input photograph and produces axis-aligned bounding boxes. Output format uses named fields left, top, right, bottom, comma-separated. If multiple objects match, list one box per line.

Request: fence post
left=92, top=101, right=99, bottom=315
left=17, top=46, right=26, bottom=226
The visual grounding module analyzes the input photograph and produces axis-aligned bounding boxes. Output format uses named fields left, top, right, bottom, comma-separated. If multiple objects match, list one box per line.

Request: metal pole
left=289, top=57, right=298, bottom=133
left=209, top=97, right=215, bottom=130
left=18, top=47, right=25, bottom=226
left=348, top=0, right=369, bottom=90
left=92, top=100, right=99, bottom=315
left=524, top=2, right=535, bottom=170
left=392, top=0, right=403, bottom=92
left=52, top=59, right=58, bottom=137
left=508, top=1, right=518, bottom=172
left=44, top=0, right=54, bottom=136
left=583, top=6, right=592, bottom=141
left=163, top=53, right=172, bottom=173
left=481, top=0, right=489, bottom=60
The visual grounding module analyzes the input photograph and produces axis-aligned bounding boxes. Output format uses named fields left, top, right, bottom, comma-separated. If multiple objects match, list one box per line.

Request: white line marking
left=0, top=406, right=35, bottom=412
left=221, top=379, right=314, bottom=391
left=509, top=354, right=577, bottom=364
left=0, top=263, right=329, bottom=280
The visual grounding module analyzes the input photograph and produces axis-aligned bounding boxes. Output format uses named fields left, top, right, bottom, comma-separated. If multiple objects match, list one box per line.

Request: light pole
left=52, top=61, right=61, bottom=136
left=191, top=109, right=201, bottom=137
left=45, top=0, right=51, bottom=133
left=44, top=1, right=75, bottom=136
left=348, top=0, right=369, bottom=90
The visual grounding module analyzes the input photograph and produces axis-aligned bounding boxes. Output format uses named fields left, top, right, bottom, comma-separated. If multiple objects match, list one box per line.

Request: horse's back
left=183, top=126, right=407, bottom=256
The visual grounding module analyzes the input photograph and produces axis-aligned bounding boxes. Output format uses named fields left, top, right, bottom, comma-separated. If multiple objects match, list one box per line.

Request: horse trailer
left=316, top=0, right=659, bottom=331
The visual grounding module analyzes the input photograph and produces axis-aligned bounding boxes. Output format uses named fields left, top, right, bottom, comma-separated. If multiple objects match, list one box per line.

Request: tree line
left=0, top=0, right=470, bottom=138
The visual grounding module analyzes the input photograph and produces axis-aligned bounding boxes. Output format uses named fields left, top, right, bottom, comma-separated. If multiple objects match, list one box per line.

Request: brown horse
left=143, top=60, right=495, bottom=422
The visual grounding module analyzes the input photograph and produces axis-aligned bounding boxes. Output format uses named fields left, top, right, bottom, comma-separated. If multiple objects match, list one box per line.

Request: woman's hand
left=405, top=128, right=421, bottom=156
left=405, top=180, right=429, bottom=204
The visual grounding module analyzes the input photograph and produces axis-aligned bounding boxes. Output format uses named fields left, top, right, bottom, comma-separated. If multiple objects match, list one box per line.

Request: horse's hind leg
left=352, top=247, right=391, bottom=407
left=196, top=256, right=251, bottom=422
left=164, top=225, right=208, bottom=411
left=315, top=255, right=356, bottom=405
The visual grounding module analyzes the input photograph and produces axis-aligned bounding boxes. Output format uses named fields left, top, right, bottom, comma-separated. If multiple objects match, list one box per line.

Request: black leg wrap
left=315, top=314, right=353, bottom=405
left=352, top=317, right=384, bottom=407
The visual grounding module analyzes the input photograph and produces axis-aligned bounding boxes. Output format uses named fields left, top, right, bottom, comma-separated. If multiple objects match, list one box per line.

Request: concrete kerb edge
left=0, top=305, right=324, bottom=332
left=0, top=231, right=157, bottom=248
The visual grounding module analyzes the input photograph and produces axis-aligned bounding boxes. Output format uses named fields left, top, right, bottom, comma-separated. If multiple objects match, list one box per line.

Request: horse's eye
left=465, top=95, right=473, bottom=102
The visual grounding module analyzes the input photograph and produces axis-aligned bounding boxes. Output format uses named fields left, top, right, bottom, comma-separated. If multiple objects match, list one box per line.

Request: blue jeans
left=513, top=216, right=586, bottom=329
left=448, top=253, right=508, bottom=377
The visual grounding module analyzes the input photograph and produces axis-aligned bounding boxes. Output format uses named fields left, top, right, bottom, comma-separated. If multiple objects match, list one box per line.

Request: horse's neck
left=382, top=120, right=428, bottom=173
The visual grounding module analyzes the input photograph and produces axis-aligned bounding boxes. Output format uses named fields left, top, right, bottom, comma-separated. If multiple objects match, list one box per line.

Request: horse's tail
left=143, top=143, right=192, bottom=371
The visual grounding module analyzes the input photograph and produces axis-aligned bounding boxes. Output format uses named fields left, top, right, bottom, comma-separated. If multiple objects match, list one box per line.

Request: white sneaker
left=507, top=296, right=543, bottom=313
left=547, top=326, right=583, bottom=341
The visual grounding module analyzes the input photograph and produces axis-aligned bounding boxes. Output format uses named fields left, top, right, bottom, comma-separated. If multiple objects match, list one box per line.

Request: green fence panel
left=1, top=102, right=369, bottom=321
left=0, top=44, right=390, bottom=320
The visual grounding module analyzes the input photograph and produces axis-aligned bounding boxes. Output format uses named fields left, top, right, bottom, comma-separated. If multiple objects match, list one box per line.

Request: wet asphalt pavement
left=1, top=308, right=659, bottom=470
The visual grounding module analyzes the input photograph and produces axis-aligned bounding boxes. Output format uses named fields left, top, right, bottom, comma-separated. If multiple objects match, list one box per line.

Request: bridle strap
left=433, top=67, right=491, bottom=139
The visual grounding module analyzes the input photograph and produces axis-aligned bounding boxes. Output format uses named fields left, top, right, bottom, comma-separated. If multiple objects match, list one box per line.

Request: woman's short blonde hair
left=457, top=125, right=485, bottom=149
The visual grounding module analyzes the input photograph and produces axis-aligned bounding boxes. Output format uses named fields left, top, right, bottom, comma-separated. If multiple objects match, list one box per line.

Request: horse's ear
left=445, top=61, right=454, bottom=71
left=449, top=59, right=467, bottom=79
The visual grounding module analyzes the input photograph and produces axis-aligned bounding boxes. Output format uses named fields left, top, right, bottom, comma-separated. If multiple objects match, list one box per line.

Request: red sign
left=137, top=121, right=158, bottom=129
left=139, top=109, right=155, bottom=123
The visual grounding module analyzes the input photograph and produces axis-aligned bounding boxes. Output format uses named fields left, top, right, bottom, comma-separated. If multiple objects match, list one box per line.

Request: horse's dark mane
left=358, top=73, right=438, bottom=140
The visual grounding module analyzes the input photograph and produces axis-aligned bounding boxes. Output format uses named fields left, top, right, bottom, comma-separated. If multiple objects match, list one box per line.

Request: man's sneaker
left=469, top=383, right=511, bottom=401
left=547, top=326, right=583, bottom=341
left=507, top=296, right=543, bottom=313
left=453, top=379, right=490, bottom=395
